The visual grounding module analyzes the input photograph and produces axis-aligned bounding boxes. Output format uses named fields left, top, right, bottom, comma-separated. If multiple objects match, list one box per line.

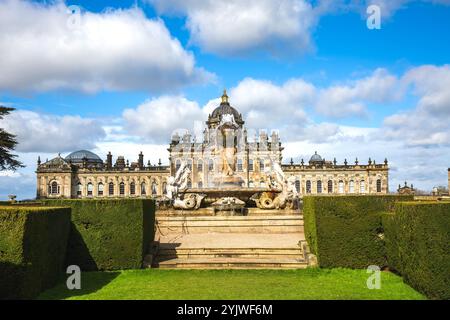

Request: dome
left=211, top=103, right=241, bottom=121
left=309, top=151, right=323, bottom=163
left=65, top=150, right=103, bottom=164
left=207, top=90, right=244, bottom=127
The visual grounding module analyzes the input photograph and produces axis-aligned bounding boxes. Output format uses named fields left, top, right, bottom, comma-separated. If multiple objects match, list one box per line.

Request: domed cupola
left=206, top=90, right=244, bottom=129
left=65, top=150, right=103, bottom=167
left=309, top=151, right=324, bottom=165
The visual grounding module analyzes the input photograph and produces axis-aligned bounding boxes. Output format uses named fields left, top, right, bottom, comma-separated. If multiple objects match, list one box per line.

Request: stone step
left=152, top=257, right=309, bottom=269
left=156, top=247, right=303, bottom=260
left=156, top=215, right=303, bottom=222
left=156, top=215, right=304, bottom=234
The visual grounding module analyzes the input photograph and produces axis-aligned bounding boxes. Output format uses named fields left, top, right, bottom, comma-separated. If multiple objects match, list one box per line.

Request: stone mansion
left=36, top=91, right=389, bottom=199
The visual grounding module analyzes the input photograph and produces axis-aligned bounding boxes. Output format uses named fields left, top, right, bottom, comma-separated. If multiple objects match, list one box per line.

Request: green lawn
left=38, top=268, right=424, bottom=300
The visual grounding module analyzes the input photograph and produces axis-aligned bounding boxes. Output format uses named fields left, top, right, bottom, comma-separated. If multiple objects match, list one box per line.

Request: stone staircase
left=155, top=215, right=304, bottom=234
left=145, top=214, right=313, bottom=269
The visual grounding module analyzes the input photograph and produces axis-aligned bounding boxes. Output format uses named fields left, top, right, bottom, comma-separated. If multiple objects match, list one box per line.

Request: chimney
left=106, top=152, right=113, bottom=169
left=138, top=152, right=144, bottom=169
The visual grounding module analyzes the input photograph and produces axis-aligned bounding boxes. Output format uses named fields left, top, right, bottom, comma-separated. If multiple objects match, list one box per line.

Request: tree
left=0, top=106, right=24, bottom=171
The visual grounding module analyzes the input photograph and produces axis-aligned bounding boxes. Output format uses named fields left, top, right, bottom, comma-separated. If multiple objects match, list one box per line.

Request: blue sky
left=0, top=0, right=450, bottom=199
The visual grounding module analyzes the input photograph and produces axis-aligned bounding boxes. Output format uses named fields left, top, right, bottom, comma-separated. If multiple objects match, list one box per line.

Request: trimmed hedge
left=303, top=195, right=414, bottom=269
left=0, top=206, right=71, bottom=299
left=383, top=202, right=450, bottom=300
left=41, top=199, right=155, bottom=271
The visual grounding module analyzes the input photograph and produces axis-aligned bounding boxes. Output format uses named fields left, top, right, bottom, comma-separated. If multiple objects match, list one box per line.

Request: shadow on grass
left=37, top=271, right=121, bottom=300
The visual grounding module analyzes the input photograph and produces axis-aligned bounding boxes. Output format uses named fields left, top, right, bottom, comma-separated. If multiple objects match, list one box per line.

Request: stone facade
left=36, top=92, right=389, bottom=199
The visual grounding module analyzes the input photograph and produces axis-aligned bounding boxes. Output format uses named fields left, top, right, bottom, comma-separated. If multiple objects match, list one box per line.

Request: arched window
left=349, top=180, right=355, bottom=193
left=208, top=159, right=214, bottom=171
left=249, top=180, right=255, bottom=188
left=338, top=180, right=344, bottom=194
left=109, top=182, right=114, bottom=196
left=197, top=160, right=203, bottom=172
left=98, top=183, right=104, bottom=196
left=130, top=182, right=136, bottom=195
left=317, top=180, right=322, bottom=194
left=50, top=181, right=59, bottom=195
left=295, top=180, right=300, bottom=193
left=260, top=179, right=265, bottom=188
left=360, top=180, right=365, bottom=193
left=248, top=159, right=254, bottom=172
left=175, top=159, right=181, bottom=171
left=87, top=182, right=93, bottom=196
left=162, top=182, right=167, bottom=195
left=152, top=182, right=157, bottom=195
left=119, top=182, right=125, bottom=195
left=306, top=180, right=311, bottom=194
left=198, top=181, right=203, bottom=188
left=237, top=159, right=243, bottom=172
left=328, top=180, right=333, bottom=193
left=141, top=182, right=146, bottom=195
left=77, top=183, right=82, bottom=196
left=376, top=179, right=382, bottom=193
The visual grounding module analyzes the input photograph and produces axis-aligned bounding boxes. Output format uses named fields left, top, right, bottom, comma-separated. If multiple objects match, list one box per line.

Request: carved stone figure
left=173, top=193, right=206, bottom=210
left=252, top=160, right=299, bottom=210
left=212, top=197, right=245, bottom=206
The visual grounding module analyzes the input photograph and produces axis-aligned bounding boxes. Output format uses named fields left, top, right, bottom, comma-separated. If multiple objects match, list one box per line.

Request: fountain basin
left=183, top=187, right=281, bottom=207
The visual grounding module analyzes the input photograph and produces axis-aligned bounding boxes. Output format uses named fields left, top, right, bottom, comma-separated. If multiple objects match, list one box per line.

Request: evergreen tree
left=0, top=106, right=24, bottom=171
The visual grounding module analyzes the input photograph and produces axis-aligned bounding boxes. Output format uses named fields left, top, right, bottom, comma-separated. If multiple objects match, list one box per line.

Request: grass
left=38, top=268, right=425, bottom=300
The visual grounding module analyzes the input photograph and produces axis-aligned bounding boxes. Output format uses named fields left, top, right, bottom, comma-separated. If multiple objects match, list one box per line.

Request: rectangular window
left=248, top=159, right=254, bottom=171
left=259, top=159, right=265, bottom=171
left=317, top=181, right=322, bottom=194
left=306, top=181, right=311, bottom=194
left=237, top=159, right=243, bottom=172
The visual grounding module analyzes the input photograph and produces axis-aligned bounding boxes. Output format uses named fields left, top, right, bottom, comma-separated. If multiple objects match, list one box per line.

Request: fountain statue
left=251, top=161, right=299, bottom=210
left=167, top=161, right=205, bottom=210
left=212, top=112, right=244, bottom=188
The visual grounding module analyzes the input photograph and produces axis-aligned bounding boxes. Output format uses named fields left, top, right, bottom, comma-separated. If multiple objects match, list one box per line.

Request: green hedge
left=0, top=206, right=71, bottom=299
left=41, top=199, right=155, bottom=271
left=303, top=195, right=414, bottom=269
left=383, top=202, right=450, bottom=300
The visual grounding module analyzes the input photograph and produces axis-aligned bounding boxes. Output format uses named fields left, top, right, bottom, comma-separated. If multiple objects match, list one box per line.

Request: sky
left=0, top=0, right=450, bottom=200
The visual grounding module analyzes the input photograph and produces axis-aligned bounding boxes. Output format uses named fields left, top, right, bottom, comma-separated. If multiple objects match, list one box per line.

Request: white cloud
left=228, top=78, right=314, bottom=128
left=0, top=0, right=213, bottom=93
left=381, top=65, right=450, bottom=147
left=403, top=65, right=450, bottom=115
left=315, top=68, right=402, bottom=118
left=0, top=110, right=106, bottom=152
left=122, top=95, right=207, bottom=143
left=149, top=0, right=320, bottom=56
left=148, top=0, right=450, bottom=57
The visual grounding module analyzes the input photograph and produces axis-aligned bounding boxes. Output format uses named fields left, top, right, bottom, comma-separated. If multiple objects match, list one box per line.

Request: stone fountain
left=162, top=93, right=299, bottom=215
